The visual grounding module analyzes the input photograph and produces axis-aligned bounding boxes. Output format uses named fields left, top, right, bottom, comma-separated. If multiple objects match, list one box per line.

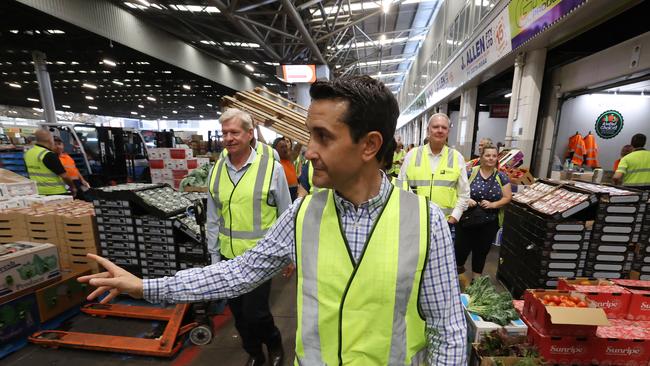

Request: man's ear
left=361, top=131, right=383, bottom=163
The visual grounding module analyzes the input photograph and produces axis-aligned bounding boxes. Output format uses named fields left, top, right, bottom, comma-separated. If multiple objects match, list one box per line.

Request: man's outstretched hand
left=77, top=253, right=144, bottom=304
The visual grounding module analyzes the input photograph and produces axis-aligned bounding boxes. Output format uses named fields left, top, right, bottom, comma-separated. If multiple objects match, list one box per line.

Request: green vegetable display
left=180, top=163, right=212, bottom=189
left=477, top=329, right=542, bottom=362
left=465, top=276, right=519, bottom=326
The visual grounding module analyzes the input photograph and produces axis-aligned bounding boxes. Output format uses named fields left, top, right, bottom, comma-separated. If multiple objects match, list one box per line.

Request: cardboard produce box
left=612, top=279, right=650, bottom=321
left=569, top=285, right=632, bottom=319
left=0, top=242, right=61, bottom=303
left=461, top=294, right=528, bottom=343
left=523, top=289, right=609, bottom=337
left=0, top=168, right=38, bottom=198
left=525, top=317, right=593, bottom=365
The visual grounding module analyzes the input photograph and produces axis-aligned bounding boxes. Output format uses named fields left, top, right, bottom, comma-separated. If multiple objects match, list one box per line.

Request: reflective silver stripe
left=36, top=149, right=48, bottom=161
left=252, top=151, right=271, bottom=233
left=389, top=191, right=421, bottom=364
left=211, top=159, right=227, bottom=210
left=409, top=349, right=427, bottom=365
left=415, top=147, right=423, bottom=167
left=300, top=190, right=329, bottom=364
left=446, top=147, right=454, bottom=168
left=218, top=225, right=268, bottom=239
left=407, top=179, right=455, bottom=188
left=627, top=168, right=650, bottom=174
left=394, top=178, right=407, bottom=189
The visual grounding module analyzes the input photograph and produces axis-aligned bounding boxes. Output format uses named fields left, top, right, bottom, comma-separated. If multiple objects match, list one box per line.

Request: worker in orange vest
left=567, top=133, right=586, bottom=167
left=583, top=132, right=600, bottom=168
left=53, top=136, right=90, bottom=196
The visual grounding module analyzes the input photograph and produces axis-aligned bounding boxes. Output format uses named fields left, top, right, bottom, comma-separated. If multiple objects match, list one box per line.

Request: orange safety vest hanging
left=583, top=133, right=600, bottom=168
left=567, top=134, right=586, bottom=167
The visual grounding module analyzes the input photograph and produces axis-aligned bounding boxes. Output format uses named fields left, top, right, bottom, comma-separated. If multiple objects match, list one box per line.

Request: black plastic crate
left=99, top=240, right=137, bottom=250
left=101, top=248, right=138, bottom=258
left=141, top=259, right=178, bottom=269
left=142, top=267, right=176, bottom=278
left=135, top=216, right=174, bottom=228
left=178, top=244, right=207, bottom=256
left=591, top=222, right=643, bottom=235
left=136, top=226, right=174, bottom=236
left=97, top=224, right=135, bottom=234
left=595, top=212, right=644, bottom=225
left=140, top=251, right=176, bottom=261
left=138, top=243, right=176, bottom=253
left=92, top=199, right=131, bottom=208
left=108, top=256, right=140, bottom=266
left=99, top=232, right=137, bottom=242
left=96, top=216, right=133, bottom=226
left=178, top=261, right=209, bottom=270
left=137, top=234, right=175, bottom=245
left=95, top=207, right=132, bottom=217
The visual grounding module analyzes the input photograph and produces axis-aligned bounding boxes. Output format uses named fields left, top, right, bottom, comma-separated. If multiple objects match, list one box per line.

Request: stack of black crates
left=634, top=196, right=650, bottom=280
left=498, top=180, right=648, bottom=298
left=91, top=183, right=209, bottom=278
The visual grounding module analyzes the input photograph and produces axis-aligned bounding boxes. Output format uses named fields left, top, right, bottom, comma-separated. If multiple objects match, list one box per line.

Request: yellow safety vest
left=295, top=188, right=428, bottom=365
left=24, top=145, right=67, bottom=195
left=391, top=176, right=409, bottom=191
left=405, top=145, right=461, bottom=218
left=390, top=150, right=406, bottom=175
left=208, top=146, right=276, bottom=259
left=468, top=166, right=505, bottom=226
left=617, top=150, right=650, bottom=187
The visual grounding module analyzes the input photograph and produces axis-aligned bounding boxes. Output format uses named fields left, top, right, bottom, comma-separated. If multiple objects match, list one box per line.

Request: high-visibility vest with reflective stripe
left=390, top=150, right=406, bottom=175
left=295, top=188, right=428, bottom=365
left=391, top=176, right=409, bottom=191
left=568, top=134, right=585, bottom=166
left=468, top=166, right=505, bottom=226
left=583, top=134, right=600, bottom=168
left=405, top=145, right=461, bottom=218
left=24, top=145, right=67, bottom=195
left=208, top=147, right=276, bottom=259
left=617, top=150, right=650, bottom=187
left=294, top=155, right=306, bottom=176
left=305, top=161, right=323, bottom=194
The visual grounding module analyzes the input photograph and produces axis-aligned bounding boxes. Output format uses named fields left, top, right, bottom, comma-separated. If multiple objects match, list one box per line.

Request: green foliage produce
left=465, top=276, right=519, bottom=326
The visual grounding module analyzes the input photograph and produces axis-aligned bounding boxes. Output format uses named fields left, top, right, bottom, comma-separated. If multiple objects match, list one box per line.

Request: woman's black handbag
left=459, top=206, right=493, bottom=228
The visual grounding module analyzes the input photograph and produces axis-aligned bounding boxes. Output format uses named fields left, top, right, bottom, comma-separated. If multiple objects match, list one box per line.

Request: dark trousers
left=455, top=219, right=499, bottom=274
left=228, top=279, right=281, bottom=358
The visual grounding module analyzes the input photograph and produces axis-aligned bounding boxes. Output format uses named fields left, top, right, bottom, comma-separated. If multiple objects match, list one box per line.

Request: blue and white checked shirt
left=144, top=172, right=467, bottom=365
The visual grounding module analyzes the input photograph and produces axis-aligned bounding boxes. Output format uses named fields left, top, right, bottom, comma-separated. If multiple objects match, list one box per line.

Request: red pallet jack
left=29, top=200, right=215, bottom=357
left=29, top=302, right=214, bottom=357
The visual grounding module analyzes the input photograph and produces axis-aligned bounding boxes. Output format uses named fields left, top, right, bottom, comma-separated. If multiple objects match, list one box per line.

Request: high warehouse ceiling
left=112, top=0, right=440, bottom=92
left=0, top=0, right=441, bottom=120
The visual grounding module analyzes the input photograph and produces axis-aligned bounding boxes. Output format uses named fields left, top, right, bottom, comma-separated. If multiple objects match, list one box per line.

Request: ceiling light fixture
left=207, top=103, right=212, bottom=107
left=172, top=110, right=178, bottom=114
left=245, top=64, right=254, bottom=72
left=188, top=105, right=195, bottom=109
left=8, top=82, right=21, bottom=88
left=131, top=111, right=138, bottom=115
left=88, top=106, right=98, bottom=110
left=85, top=96, right=94, bottom=100
left=27, top=97, right=39, bottom=102
left=137, top=0, right=151, bottom=6
left=504, top=92, right=512, bottom=98
left=62, top=105, right=71, bottom=108
left=102, top=59, right=117, bottom=67
left=146, top=96, right=156, bottom=101
left=182, top=84, right=191, bottom=90
left=82, top=83, right=97, bottom=89
left=138, top=104, right=144, bottom=108
left=112, top=80, right=124, bottom=86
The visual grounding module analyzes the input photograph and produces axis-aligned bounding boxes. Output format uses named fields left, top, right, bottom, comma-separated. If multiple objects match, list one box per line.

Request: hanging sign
left=508, top=0, right=587, bottom=49
left=595, top=110, right=624, bottom=139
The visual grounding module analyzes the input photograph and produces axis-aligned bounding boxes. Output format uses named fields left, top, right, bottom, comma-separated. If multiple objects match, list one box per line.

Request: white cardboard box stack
left=148, top=148, right=197, bottom=189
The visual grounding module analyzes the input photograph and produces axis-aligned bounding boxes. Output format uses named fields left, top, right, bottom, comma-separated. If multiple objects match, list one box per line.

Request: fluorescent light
left=88, top=106, right=98, bottom=110
left=188, top=105, right=195, bottom=109
left=504, top=92, right=512, bottom=98
left=245, top=64, right=254, bottom=72
left=138, top=104, right=144, bottom=108
left=182, top=84, right=190, bottom=90
left=140, top=115, right=146, bottom=118
left=85, top=96, right=94, bottom=100
left=33, top=107, right=43, bottom=112
left=27, top=97, right=39, bottom=102
left=137, top=0, right=150, bottom=6
left=199, top=115, right=204, bottom=118
left=372, top=72, right=403, bottom=78
left=131, top=111, right=138, bottom=115
left=146, top=96, right=156, bottom=101
left=207, top=103, right=212, bottom=107
left=102, top=59, right=117, bottom=67
left=382, top=0, right=391, bottom=13
left=8, top=82, right=21, bottom=88
left=162, top=116, right=168, bottom=119
left=172, top=110, right=178, bottom=114
left=62, top=105, right=71, bottom=108
left=82, top=83, right=97, bottom=89
left=112, top=80, right=124, bottom=86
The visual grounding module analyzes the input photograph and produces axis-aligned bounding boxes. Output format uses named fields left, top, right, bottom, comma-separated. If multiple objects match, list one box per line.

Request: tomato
left=559, top=296, right=569, bottom=302
left=550, top=296, right=561, bottom=303
left=543, top=295, right=552, bottom=301
left=569, top=296, right=581, bottom=303
left=580, top=280, right=592, bottom=285
left=577, top=301, right=588, bottom=308
left=564, top=301, right=576, bottom=307
left=558, top=303, right=568, bottom=307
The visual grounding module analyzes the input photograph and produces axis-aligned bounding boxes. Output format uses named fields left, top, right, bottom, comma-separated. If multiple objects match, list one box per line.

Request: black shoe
left=245, top=356, right=266, bottom=366
left=267, top=344, right=284, bottom=366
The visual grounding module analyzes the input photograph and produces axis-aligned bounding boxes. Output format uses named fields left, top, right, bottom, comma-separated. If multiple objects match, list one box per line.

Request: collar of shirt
left=426, top=144, right=447, bottom=158
left=35, top=143, right=54, bottom=152
left=224, top=146, right=256, bottom=173
left=333, top=171, right=391, bottom=218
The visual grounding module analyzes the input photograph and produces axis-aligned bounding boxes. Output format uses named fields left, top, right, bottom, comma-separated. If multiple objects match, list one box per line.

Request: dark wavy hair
left=309, top=75, right=399, bottom=162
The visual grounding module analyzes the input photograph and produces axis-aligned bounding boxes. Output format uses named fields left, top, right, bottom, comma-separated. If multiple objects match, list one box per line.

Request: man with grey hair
left=24, top=128, right=76, bottom=196
left=399, top=113, right=470, bottom=231
left=206, top=108, right=291, bottom=365
left=220, top=108, right=280, bottom=162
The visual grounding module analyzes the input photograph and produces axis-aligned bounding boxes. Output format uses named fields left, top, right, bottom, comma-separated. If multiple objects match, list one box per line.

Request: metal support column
left=32, top=51, right=57, bottom=124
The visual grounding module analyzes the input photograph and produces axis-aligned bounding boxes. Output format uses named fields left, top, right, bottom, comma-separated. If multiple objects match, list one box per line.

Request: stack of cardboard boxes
left=148, top=148, right=199, bottom=189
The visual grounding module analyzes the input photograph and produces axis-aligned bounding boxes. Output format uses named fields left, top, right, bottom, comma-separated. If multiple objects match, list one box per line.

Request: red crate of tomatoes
left=523, top=289, right=610, bottom=337
left=570, top=285, right=632, bottom=319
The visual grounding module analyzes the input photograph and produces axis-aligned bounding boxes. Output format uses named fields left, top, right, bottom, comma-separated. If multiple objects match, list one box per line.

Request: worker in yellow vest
left=79, top=76, right=467, bottom=365
left=613, top=133, right=650, bottom=189
left=399, top=113, right=470, bottom=234
left=24, top=129, right=76, bottom=196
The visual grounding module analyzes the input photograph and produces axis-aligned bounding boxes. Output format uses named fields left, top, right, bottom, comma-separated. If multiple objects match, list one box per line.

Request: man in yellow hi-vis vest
left=399, top=113, right=470, bottom=231
left=79, top=76, right=467, bottom=365
left=613, top=133, right=650, bottom=190
left=24, top=129, right=76, bottom=196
